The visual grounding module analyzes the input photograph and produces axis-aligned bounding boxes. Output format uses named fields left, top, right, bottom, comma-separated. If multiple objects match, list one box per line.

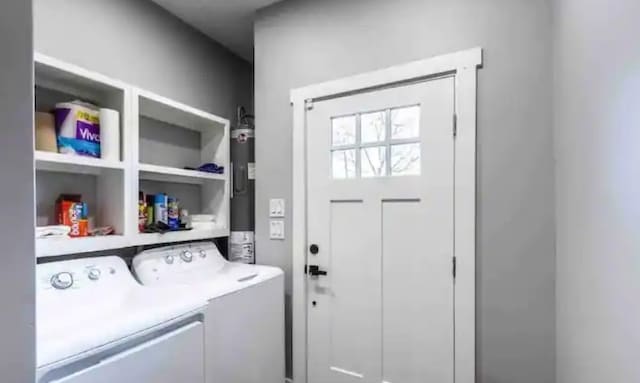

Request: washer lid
left=37, top=257, right=206, bottom=367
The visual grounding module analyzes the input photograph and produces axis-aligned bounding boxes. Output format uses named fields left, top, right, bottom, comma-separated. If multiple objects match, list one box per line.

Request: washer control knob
left=88, top=268, right=101, bottom=281
left=181, top=250, right=193, bottom=263
left=165, top=255, right=175, bottom=265
left=51, top=272, right=74, bottom=290
left=199, top=250, right=207, bottom=258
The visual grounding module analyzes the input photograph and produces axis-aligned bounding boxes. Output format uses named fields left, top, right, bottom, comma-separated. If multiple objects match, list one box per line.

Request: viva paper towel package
left=54, top=101, right=101, bottom=158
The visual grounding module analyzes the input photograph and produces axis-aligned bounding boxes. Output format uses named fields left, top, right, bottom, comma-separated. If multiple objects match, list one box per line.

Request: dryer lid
left=132, top=242, right=284, bottom=299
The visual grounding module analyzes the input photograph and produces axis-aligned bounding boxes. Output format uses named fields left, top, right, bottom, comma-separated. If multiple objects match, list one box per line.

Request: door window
left=331, top=149, right=357, bottom=179
left=330, top=105, right=421, bottom=179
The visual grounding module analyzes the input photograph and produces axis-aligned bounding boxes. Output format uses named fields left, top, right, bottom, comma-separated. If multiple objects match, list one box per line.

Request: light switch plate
left=269, top=198, right=285, bottom=217
left=270, top=220, right=285, bottom=240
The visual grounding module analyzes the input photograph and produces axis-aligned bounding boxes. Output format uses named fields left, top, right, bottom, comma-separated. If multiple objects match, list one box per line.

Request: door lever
left=306, top=265, right=328, bottom=276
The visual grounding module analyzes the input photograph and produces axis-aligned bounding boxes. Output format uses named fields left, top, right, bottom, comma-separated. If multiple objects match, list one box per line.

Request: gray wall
left=0, top=0, right=36, bottom=381
left=34, top=0, right=253, bottom=121
left=254, top=0, right=556, bottom=381
left=553, top=0, right=640, bottom=382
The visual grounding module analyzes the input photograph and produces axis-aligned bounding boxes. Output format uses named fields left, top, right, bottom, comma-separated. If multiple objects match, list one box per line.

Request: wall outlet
left=269, top=198, right=285, bottom=217
left=270, top=220, right=285, bottom=240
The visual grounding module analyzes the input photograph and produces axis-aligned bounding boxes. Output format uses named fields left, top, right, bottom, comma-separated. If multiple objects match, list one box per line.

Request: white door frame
left=290, top=47, right=482, bottom=383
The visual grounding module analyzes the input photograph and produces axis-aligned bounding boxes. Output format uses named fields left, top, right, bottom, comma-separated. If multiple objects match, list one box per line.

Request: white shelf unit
left=132, top=89, right=230, bottom=246
left=34, top=54, right=129, bottom=258
left=33, top=53, right=230, bottom=258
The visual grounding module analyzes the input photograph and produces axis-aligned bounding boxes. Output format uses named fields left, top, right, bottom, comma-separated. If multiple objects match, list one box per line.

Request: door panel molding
left=291, top=47, right=482, bottom=383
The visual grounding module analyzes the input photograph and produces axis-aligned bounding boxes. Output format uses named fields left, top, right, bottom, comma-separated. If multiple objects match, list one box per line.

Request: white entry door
left=306, top=76, right=456, bottom=383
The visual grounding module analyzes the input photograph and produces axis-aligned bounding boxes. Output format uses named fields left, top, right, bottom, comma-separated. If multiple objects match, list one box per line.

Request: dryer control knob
left=165, top=255, right=175, bottom=264
left=199, top=250, right=207, bottom=258
left=88, top=268, right=101, bottom=281
left=51, top=272, right=74, bottom=290
left=181, top=251, right=193, bottom=263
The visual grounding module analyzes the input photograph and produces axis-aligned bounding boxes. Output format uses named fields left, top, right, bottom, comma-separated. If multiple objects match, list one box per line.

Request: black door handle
left=306, top=265, right=328, bottom=276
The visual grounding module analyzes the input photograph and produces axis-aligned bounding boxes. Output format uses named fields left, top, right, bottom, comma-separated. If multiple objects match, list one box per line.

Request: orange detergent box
left=56, top=194, right=88, bottom=237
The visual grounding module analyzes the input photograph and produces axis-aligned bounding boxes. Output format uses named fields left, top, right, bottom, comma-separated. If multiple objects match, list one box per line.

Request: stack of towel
left=36, top=225, right=71, bottom=239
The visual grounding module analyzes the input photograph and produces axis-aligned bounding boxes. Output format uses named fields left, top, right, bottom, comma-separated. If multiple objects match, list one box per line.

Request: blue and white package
left=54, top=101, right=101, bottom=158
left=167, top=197, right=179, bottom=230
left=154, top=194, right=168, bottom=225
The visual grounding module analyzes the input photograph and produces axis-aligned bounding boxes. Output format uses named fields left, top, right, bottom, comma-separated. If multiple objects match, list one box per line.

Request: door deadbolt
left=309, top=244, right=319, bottom=254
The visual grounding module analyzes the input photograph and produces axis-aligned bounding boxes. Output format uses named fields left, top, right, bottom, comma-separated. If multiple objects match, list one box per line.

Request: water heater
left=229, top=107, right=255, bottom=263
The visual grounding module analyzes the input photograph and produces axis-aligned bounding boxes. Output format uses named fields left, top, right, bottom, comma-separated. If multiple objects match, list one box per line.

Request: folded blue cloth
left=185, top=163, right=225, bottom=174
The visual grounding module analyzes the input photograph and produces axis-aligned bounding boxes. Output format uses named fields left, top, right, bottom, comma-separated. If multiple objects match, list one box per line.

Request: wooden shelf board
left=139, top=163, right=225, bottom=184
left=36, top=151, right=124, bottom=175
left=36, top=235, right=129, bottom=258
left=137, top=90, right=227, bottom=132
left=36, top=229, right=229, bottom=258
left=135, top=228, right=229, bottom=247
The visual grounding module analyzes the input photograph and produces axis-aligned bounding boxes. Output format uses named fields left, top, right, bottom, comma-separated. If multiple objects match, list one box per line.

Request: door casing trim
left=290, top=47, right=482, bottom=383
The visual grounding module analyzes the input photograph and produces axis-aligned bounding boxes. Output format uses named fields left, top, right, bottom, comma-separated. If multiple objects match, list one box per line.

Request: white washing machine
left=132, top=241, right=285, bottom=383
left=36, top=256, right=208, bottom=383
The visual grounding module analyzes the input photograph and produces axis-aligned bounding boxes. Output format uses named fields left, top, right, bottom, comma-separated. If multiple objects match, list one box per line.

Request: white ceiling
left=152, top=0, right=282, bottom=62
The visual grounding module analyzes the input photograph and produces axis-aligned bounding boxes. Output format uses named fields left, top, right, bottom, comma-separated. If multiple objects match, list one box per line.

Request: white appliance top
left=132, top=241, right=283, bottom=298
left=37, top=256, right=206, bottom=368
